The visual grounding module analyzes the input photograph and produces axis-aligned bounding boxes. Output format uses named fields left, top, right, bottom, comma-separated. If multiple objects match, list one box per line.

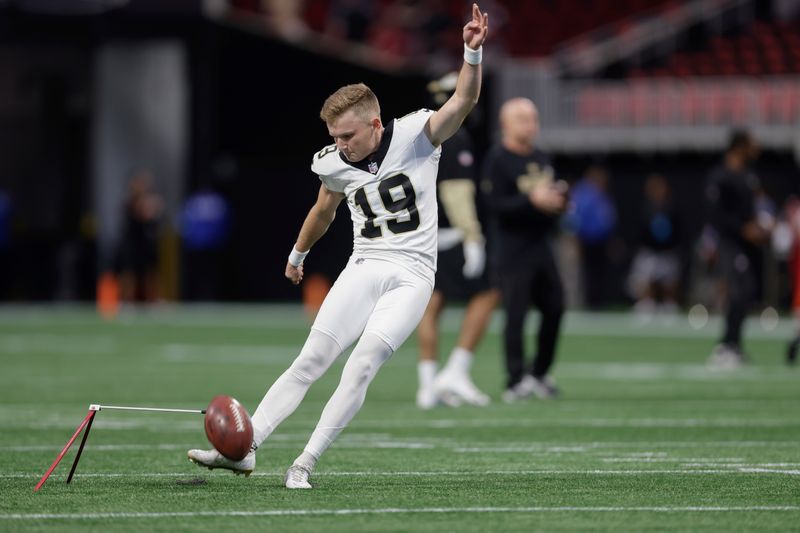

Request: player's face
left=328, top=109, right=381, bottom=162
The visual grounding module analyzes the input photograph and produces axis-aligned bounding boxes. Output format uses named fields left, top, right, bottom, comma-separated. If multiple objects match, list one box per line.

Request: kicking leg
left=286, top=333, right=394, bottom=488
left=251, top=330, right=344, bottom=446
left=188, top=330, right=343, bottom=474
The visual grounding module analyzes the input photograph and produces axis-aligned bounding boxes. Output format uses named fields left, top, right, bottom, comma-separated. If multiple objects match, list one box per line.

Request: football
left=204, top=395, right=253, bottom=461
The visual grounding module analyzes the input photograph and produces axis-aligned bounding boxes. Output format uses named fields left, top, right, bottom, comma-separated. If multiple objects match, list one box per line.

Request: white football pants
left=251, top=257, right=432, bottom=456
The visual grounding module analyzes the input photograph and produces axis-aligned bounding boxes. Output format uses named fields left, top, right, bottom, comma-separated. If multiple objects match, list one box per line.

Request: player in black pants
left=415, top=85, right=500, bottom=408
left=482, top=97, right=567, bottom=401
left=705, top=129, right=771, bottom=368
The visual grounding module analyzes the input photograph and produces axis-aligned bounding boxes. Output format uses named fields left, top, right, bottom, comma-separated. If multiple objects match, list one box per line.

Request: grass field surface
left=1, top=305, right=799, bottom=532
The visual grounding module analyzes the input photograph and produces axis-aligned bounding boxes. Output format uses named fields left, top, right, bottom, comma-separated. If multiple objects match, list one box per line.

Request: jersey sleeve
left=396, top=108, right=433, bottom=131
left=310, top=144, right=346, bottom=193
left=395, top=109, right=436, bottom=149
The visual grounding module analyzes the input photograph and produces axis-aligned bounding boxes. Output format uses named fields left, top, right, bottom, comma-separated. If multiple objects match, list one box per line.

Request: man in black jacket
left=482, top=97, right=567, bottom=401
left=706, top=129, right=771, bottom=368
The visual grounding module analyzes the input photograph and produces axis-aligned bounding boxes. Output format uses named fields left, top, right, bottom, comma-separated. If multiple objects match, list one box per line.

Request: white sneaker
left=284, top=464, right=312, bottom=489
left=501, top=375, right=534, bottom=403
left=708, top=343, right=744, bottom=369
left=502, top=375, right=559, bottom=403
left=434, top=372, right=490, bottom=407
left=529, top=375, right=559, bottom=399
left=416, top=386, right=438, bottom=410
left=187, top=448, right=255, bottom=476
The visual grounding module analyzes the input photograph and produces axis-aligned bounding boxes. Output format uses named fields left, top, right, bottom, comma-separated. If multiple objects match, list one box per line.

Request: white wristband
left=288, top=246, right=309, bottom=267
left=464, top=44, right=482, bottom=65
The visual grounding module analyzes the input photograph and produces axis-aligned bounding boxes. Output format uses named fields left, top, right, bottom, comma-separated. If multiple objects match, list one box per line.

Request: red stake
left=33, top=409, right=96, bottom=492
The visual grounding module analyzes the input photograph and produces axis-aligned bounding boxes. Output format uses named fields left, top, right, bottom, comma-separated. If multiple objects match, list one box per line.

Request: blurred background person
left=705, top=129, right=772, bottom=368
left=568, top=164, right=616, bottom=309
left=482, top=97, right=567, bottom=402
left=118, top=170, right=164, bottom=303
left=627, top=173, right=683, bottom=319
left=416, top=72, right=499, bottom=410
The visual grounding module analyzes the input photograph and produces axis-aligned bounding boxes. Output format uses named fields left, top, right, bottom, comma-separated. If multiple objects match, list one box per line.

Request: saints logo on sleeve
left=311, top=109, right=442, bottom=280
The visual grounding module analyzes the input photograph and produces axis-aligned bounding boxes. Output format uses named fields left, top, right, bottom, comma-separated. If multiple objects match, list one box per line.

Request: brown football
left=204, top=395, right=253, bottom=461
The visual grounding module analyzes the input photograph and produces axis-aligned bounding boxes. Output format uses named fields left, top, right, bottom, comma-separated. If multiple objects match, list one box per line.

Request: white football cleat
left=284, top=464, right=312, bottom=489
left=416, top=386, right=438, bottom=410
left=434, top=373, right=490, bottom=407
left=187, top=448, right=255, bottom=477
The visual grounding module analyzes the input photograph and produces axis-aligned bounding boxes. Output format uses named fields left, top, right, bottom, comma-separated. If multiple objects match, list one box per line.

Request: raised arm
left=285, top=184, right=345, bottom=285
left=425, top=3, right=489, bottom=147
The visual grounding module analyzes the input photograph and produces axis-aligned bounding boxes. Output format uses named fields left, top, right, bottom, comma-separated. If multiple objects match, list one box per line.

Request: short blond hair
left=320, top=83, right=380, bottom=124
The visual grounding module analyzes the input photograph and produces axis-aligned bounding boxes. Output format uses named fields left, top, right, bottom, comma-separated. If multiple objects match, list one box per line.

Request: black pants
left=718, top=242, right=758, bottom=348
left=497, top=246, right=565, bottom=388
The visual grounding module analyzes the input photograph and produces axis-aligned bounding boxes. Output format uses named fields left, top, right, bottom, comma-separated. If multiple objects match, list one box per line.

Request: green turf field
left=2, top=305, right=799, bottom=532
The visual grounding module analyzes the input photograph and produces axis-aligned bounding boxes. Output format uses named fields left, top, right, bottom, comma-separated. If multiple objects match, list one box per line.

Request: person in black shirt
left=482, top=97, right=567, bottom=401
left=705, top=129, right=771, bottom=368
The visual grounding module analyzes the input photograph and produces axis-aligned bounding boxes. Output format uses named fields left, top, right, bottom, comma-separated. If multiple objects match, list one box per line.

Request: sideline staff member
left=482, top=97, right=567, bottom=402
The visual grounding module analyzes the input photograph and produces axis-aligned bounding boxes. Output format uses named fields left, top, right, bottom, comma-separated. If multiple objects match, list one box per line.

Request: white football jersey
left=311, top=109, right=441, bottom=282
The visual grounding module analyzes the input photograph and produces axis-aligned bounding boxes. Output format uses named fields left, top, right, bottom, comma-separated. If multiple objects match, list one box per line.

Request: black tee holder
left=33, top=404, right=205, bottom=492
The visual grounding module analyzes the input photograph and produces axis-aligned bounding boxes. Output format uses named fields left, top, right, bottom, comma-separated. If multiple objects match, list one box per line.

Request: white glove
left=462, top=240, right=486, bottom=279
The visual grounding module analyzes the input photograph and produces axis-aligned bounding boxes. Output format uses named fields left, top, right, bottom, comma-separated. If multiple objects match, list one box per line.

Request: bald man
left=481, top=97, right=567, bottom=402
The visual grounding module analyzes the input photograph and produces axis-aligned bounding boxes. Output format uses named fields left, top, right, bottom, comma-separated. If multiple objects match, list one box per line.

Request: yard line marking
left=5, top=440, right=797, bottom=453
left=526, top=418, right=796, bottom=428
left=453, top=441, right=800, bottom=452
left=362, top=418, right=800, bottom=429
left=602, top=457, right=746, bottom=463
left=3, top=506, right=800, bottom=520
left=738, top=468, right=800, bottom=475
left=5, top=468, right=800, bottom=479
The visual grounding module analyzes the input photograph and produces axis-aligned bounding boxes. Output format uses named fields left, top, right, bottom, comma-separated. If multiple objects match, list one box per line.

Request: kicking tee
left=311, top=109, right=441, bottom=283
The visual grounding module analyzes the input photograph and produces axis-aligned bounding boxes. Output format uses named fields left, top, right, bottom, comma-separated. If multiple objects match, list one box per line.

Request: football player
left=416, top=72, right=499, bottom=409
left=189, top=3, right=489, bottom=489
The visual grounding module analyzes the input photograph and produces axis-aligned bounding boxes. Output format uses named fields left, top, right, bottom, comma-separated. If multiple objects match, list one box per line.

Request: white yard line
left=6, top=468, right=800, bottom=479
left=3, top=506, right=800, bottom=520
left=416, top=418, right=800, bottom=429
left=4, top=439, right=797, bottom=453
